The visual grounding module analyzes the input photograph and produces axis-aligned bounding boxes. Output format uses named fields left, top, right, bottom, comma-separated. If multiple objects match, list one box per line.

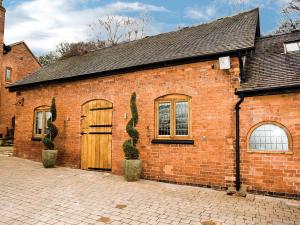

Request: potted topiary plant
left=42, top=97, right=58, bottom=168
left=123, top=92, right=142, bottom=181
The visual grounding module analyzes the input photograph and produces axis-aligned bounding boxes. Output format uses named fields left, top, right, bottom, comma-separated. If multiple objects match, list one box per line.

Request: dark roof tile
left=10, top=8, right=259, bottom=89
left=239, top=30, right=300, bottom=92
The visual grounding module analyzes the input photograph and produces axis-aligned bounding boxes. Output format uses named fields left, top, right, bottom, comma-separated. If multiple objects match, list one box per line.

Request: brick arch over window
left=154, top=94, right=191, bottom=140
left=247, top=122, right=292, bottom=153
left=33, top=106, right=51, bottom=139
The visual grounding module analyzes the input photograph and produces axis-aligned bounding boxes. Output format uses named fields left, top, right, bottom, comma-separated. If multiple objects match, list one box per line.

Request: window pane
left=158, top=103, right=171, bottom=136
left=5, top=69, right=11, bottom=81
left=285, top=42, right=300, bottom=52
left=35, top=112, right=43, bottom=135
left=45, top=111, right=52, bottom=135
left=250, top=124, right=289, bottom=151
left=175, top=102, right=188, bottom=136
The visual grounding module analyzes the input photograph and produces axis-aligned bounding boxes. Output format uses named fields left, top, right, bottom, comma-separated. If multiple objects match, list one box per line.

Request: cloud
left=4, top=0, right=169, bottom=54
left=228, top=0, right=251, bottom=4
left=273, top=0, right=291, bottom=6
left=105, top=2, right=169, bottom=13
left=227, top=0, right=290, bottom=8
left=185, top=5, right=217, bottom=20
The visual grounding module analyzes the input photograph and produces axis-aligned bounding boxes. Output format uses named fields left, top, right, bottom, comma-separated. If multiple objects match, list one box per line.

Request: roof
left=9, top=8, right=259, bottom=90
left=237, top=30, right=300, bottom=94
left=9, top=41, right=27, bottom=47
left=4, top=41, right=41, bottom=66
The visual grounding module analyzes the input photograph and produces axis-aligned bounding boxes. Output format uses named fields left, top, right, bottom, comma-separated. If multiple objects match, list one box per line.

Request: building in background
left=0, top=2, right=41, bottom=142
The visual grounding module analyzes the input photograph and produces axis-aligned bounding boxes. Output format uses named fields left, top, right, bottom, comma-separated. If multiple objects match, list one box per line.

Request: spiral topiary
left=42, top=97, right=58, bottom=150
left=123, top=92, right=139, bottom=159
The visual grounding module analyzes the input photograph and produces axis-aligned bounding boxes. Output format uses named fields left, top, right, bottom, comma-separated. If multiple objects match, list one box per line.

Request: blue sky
left=3, top=0, right=290, bottom=55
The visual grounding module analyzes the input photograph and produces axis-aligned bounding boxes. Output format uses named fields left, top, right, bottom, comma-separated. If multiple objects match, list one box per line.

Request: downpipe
left=235, top=96, right=244, bottom=191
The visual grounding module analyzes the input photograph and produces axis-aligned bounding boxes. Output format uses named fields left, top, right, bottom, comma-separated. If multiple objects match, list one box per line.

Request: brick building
left=0, top=2, right=41, bottom=138
left=8, top=9, right=300, bottom=198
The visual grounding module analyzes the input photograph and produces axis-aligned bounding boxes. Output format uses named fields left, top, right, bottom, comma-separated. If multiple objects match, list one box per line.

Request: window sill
left=31, top=137, right=42, bottom=142
left=247, top=150, right=293, bottom=155
left=151, top=139, right=194, bottom=145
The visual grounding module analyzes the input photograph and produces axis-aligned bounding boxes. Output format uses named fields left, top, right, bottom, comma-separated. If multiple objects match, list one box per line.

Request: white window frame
left=5, top=67, right=12, bottom=82
left=284, top=41, right=300, bottom=53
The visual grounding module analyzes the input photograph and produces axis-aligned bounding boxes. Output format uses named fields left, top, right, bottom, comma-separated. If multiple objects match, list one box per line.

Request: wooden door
left=81, top=100, right=112, bottom=170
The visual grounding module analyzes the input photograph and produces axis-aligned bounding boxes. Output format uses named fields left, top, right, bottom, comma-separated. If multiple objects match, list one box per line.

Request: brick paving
left=0, top=156, right=299, bottom=225
left=0, top=147, right=13, bottom=157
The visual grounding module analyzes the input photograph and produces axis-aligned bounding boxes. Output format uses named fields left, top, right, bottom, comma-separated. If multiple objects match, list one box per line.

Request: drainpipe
left=235, top=95, right=244, bottom=191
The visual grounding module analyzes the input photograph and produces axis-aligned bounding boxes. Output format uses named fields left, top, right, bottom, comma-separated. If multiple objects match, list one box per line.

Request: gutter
left=8, top=47, right=255, bottom=92
left=236, top=84, right=300, bottom=97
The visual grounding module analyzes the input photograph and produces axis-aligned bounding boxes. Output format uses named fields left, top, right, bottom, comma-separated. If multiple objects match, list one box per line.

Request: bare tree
left=38, top=52, right=57, bottom=67
left=59, top=41, right=105, bottom=59
left=288, top=0, right=300, bottom=11
left=276, top=0, right=300, bottom=33
left=38, top=14, right=149, bottom=66
left=38, top=40, right=105, bottom=66
left=90, top=15, right=148, bottom=46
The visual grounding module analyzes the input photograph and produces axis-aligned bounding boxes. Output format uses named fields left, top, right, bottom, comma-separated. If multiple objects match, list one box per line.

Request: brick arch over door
left=81, top=99, right=113, bottom=170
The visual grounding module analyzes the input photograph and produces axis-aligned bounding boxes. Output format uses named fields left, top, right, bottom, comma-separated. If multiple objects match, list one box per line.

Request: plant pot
left=123, top=159, right=142, bottom=182
left=42, top=150, right=58, bottom=168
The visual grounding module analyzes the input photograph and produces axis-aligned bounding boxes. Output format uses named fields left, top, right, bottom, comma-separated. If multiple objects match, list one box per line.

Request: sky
left=3, top=0, right=291, bottom=55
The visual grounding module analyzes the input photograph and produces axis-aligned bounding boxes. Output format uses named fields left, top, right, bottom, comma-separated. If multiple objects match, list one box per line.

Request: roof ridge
left=5, top=41, right=41, bottom=66
left=48, top=8, right=259, bottom=65
left=148, top=8, right=259, bottom=38
left=258, top=29, right=300, bottom=40
left=8, top=41, right=26, bottom=47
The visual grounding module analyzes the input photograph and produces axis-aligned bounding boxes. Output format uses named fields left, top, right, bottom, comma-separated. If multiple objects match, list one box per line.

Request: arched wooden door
left=81, top=100, right=112, bottom=170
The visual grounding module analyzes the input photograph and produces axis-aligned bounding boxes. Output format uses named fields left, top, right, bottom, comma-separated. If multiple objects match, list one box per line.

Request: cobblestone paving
left=0, top=156, right=299, bottom=225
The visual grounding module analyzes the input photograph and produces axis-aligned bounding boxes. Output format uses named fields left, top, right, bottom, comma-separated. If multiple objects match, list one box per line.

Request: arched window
left=248, top=123, right=291, bottom=152
left=155, top=94, right=191, bottom=139
left=33, top=106, right=51, bottom=139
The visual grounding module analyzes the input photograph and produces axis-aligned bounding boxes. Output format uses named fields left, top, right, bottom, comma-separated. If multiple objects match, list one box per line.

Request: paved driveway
left=0, top=156, right=299, bottom=225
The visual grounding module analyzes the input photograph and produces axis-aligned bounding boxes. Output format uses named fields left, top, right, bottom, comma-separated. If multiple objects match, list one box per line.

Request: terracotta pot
left=123, top=159, right=142, bottom=181
left=42, top=150, right=58, bottom=168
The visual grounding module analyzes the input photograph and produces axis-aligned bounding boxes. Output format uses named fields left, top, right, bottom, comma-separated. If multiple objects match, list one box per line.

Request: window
left=5, top=67, right=12, bottom=82
left=33, top=106, right=51, bottom=138
left=155, top=94, right=191, bottom=139
left=284, top=41, right=300, bottom=53
left=248, top=123, right=291, bottom=153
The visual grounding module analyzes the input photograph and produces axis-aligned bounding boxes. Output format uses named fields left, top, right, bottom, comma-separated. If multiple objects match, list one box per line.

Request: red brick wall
left=0, top=43, right=40, bottom=135
left=0, top=6, right=6, bottom=134
left=14, top=58, right=240, bottom=189
left=13, top=57, right=300, bottom=195
left=240, top=94, right=300, bottom=195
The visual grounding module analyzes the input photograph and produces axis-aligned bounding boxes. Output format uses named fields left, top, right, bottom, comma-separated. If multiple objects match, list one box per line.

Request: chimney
left=0, top=0, right=5, bottom=55
left=0, top=0, right=4, bottom=115
left=0, top=1, right=5, bottom=35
